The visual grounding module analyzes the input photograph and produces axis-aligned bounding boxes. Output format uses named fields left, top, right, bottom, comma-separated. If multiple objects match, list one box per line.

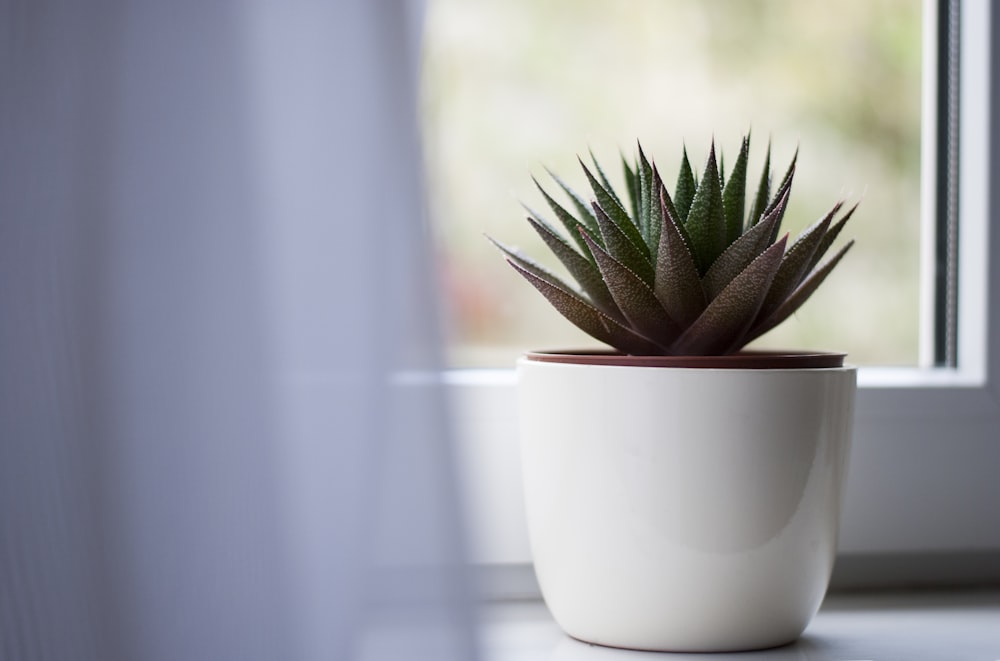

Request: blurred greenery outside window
left=420, top=0, right=923, bottom=368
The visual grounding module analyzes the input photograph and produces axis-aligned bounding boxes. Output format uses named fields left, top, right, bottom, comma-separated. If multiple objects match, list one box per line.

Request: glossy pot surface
left=517, top=353, right=857, bottom=652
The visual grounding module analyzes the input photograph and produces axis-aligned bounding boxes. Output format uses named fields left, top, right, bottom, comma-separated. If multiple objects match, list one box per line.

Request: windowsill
left=442, top=364, right=989, bottom=389
left=479, top=589, right=1000, bottom=660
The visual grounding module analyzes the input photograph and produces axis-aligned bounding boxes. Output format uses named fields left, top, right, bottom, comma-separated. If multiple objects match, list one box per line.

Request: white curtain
left=0, top=1, right=479, bottom=660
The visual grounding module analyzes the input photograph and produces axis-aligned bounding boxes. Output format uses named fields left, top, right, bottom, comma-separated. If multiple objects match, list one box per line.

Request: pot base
left=564, top=632, right=802, bottom=654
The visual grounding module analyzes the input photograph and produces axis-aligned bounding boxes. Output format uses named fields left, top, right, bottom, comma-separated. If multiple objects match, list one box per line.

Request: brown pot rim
left=524, top=349, right=847, bottom=369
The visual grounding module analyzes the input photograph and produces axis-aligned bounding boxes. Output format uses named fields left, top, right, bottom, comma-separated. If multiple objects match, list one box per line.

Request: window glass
left=421, top=0, right=923, bottom=367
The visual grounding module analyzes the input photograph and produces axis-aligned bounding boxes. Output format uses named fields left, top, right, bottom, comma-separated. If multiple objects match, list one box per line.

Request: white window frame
left=445, top=0, right=1000, bottom=578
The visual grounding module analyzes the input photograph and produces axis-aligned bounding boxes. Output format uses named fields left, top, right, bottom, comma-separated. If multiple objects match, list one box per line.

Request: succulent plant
left=491, top=135, right=857, bottom=356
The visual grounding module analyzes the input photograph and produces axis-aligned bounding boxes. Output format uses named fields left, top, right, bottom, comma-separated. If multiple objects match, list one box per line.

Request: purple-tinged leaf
left=671, top=236, right=788, bottom=355
left=745, top=240, right=855, bottom=343
left=526, top=216, right=624, bottom=322
left=756, top=204, right=837, bottom=322
left=702, top=185, right=789, bottom=301
left=807, top=201, right=858, bottom=273
left=488, top=237, right=575, bottom=293
left=505, top=258, right=663, bottom=355
left=582, top=232, right=680, bottom=348
left=768, top=147, right=798, bottom=211
left=655, top=189, right=706, bottom=327
left=763, top=149, right=798, bottom=243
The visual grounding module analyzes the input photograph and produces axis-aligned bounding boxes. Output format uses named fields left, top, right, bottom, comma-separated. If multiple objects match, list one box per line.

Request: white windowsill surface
left=442, top=364, right=989, bottom=388
left=479, top=590, right=1000, bottom=660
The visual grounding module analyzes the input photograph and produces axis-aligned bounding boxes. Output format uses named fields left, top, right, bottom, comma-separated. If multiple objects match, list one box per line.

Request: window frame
left=444, top=0, right=1000, bottom=574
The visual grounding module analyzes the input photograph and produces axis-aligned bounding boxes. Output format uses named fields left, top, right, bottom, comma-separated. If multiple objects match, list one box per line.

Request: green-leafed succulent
left=491, top=135, right=857, bottom=356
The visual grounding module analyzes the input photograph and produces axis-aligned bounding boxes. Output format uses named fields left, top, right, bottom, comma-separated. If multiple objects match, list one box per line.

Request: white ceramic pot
left=517, top=351, right=857, bottom=653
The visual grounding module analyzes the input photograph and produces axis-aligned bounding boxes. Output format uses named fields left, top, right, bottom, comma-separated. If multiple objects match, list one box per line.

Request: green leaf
left=674, top=146, right=696, bottom=221
left=579, top=158, right=648, bottom=259
left=525, top=216, right=624, bottom=322
left=590, top=148, right=624, bottom=210
left=656, top=164, right=681, bottom=242
left=622, top=153, right=640, bottom=224
left=746, top=240, right=855, bottom=343
left=545, top=168, right=602, bottom=239
left=747, top=141, right=771, bottom=228
left=582, top=232, right=679, bottom=349
left=532, top=176, right=602, bottom=257
left=671, top=235, right=788, bottom=355
left=637, top=142, right=655, bottom=248
left=702, top=185, right=789, bottom=301
left=592, top=202, right=655, bottom=285
left=683, top=141, right=727, bottom=274
left=504, top=257, right=662, bottom=355
left=756, top=204, right=834, bottom=322
left=522, top=201, right=598, bottom=268
left=655, top=190, right=706, bottom=327
left=722, top=134, right=750, bottom=245
left=648, top=165, right=667, bottom=262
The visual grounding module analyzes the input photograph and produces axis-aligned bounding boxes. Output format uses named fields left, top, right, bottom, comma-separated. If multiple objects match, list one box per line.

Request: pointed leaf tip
left=722, top=134, right=750, bottom=245
left=745, top=239, right=855, bottom=342
left=674, top=146, right=696, bottom=222
left=683, top=143, right=727, bottom=274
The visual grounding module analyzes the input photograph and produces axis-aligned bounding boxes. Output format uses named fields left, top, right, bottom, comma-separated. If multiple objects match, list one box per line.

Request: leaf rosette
left=491, top=134, right=857, bottom=356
